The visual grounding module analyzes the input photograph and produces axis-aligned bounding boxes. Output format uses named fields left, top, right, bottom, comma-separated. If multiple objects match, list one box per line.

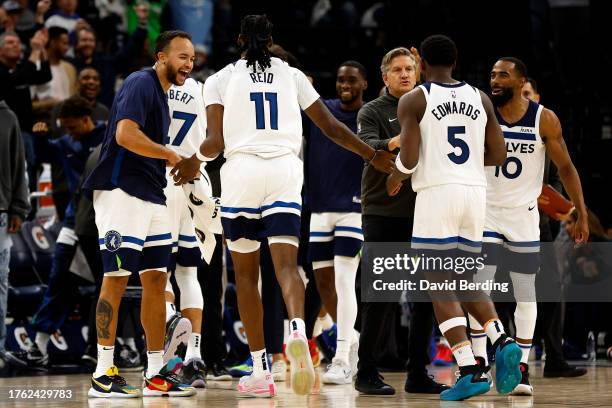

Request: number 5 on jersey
left=250, top=92, right=278, bottom=130
left=447, top=126, right=470, bottom=164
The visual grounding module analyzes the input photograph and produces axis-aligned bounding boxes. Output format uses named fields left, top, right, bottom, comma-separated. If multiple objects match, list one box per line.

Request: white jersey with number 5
left=203, top=57, right=319, bottom=159
left=411, top=81, right=488, bottom=192
left=167, top=78, right=207, bottom=157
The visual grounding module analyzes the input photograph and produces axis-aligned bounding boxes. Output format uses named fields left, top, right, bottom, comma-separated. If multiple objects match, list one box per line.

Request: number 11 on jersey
left=250, top=92, right=278, bottom=130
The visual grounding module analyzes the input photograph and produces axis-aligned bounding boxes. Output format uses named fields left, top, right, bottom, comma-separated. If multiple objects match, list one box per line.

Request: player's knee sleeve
left=333, top=255, right=359, bottom=298
left=226, top=238, right=260, bottom=253
left=510, top=271, right=536, bottom=302
left=175, top=265, right=203, bottom=310
left=511, top=271, right=537, bottom=339
left=473, top=264, right=496, bottom=296
left=268, top=235, right=299, bottom=247
left=165, top=271, right=174, bottom=294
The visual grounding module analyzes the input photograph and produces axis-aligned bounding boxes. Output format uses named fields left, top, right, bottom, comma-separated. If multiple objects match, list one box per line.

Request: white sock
left=468, top=314, right=488, bottom=365
left=452, top=341, right=477, bottom=367
left=165, top=302, right=176, bottom=323
left=518, top=341, right=532, bottom=364
left=251, top=348, right=269, bottom=376
left=184, top=333, right=202, bottom=362
left=290, top=318, right=306, bottom=337
left=317, top=313, right=334, bottom=331
left=35, top=332, right=50, bottom=356
left=484, top=318, right=505, bottom=344
left=94, top=344, right=115, bottom=377
left=335, top=340, right=350, bottom=364
left=146, top=350, right=164, bottom=378
left=334, top=255, right=359, bottom=364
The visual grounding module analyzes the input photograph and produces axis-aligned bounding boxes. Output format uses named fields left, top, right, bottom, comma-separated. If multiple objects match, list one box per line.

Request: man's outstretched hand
left=171, top=154, right=202, bottom=185
left=369, top=149, right=396, bottom=174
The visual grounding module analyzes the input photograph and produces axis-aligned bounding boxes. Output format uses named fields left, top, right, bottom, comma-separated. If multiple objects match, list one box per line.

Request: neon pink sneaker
left=286, top=331, right=315, bottom=395
left=237, top=373, right=275, bottom=398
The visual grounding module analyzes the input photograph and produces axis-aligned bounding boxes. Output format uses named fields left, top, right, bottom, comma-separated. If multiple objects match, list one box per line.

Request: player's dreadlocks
left=240, top=14, right=273, bottom=72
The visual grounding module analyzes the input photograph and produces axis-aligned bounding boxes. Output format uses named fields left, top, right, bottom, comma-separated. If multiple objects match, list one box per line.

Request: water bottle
left=586, top=331, right=596, bottom=361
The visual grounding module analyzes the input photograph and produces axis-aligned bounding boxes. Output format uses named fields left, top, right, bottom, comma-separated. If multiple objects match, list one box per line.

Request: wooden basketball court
left=1, top=362, right=610, bottom=407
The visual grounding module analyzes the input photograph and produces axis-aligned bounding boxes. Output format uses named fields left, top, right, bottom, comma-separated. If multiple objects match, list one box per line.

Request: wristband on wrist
left=395, top=155, right=418, bottom=175
left=195, top=148, right=218, bottom=162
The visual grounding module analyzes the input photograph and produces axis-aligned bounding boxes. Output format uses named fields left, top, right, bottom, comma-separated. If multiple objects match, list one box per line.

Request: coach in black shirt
left=355, top=47, right=447, bottom=395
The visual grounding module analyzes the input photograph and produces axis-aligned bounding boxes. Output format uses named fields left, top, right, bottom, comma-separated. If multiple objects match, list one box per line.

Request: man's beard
left=491, top=87, right=513, bottom=107
left=166, top=65, right=180, bottom=85
left=339, top=92, right=358, bottom=104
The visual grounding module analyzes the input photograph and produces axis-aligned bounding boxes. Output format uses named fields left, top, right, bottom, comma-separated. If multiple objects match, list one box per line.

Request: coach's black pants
left=358, top=215, right=434, bottom=374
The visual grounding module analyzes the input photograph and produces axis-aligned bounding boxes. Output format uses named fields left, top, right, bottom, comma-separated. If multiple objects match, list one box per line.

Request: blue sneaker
left=316, top=324, right=337, bottom=361
left=440, top=365, right=490, bottom=401
left=493, top=335, right=522, bottom=394
left=228, top=356, right=253, bottom=378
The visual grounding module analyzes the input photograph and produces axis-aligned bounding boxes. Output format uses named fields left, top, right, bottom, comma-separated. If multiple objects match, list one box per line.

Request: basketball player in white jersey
left=467, top=57, right=589, bottom=396
left=162, top=77, right=209, bottom=387
left=172, top=15, right=394, bottom=397
left=386, top=35, right=521, bottom=401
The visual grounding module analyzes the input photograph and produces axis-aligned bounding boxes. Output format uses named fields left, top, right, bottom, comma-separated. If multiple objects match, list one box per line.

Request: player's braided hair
left=240, top=14, right=273, bottom=72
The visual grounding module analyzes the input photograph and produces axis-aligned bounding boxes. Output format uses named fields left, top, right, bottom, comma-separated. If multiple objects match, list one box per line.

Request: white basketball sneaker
left=237, top=373, right=276, bottom=398
left=322, top=358, right=352, bottom=385
left=285, top=330, right=315, bottom=395
left=271, top=359, right=287, bottom=382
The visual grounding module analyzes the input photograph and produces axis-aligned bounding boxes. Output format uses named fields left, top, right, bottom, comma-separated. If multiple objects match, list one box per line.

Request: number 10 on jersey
left=250, top=92, right=278, bottom=130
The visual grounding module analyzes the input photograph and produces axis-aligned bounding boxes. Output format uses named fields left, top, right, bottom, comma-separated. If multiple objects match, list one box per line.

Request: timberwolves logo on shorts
left=104, top=230, right=122, bottom=252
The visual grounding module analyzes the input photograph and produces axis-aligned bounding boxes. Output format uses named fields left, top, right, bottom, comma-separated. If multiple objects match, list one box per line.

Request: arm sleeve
left=357, top=105, right=389, bottom=151
left=291, top=68, right=319, bottom=110
left=203, top=72, right=223, bottom=107
left=113, top=75, right=152, bottom=128
left=9, top=118, right=31, bottom=219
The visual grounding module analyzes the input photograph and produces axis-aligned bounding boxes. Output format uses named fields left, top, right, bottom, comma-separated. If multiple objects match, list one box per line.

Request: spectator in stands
left=31, top=26, right=77, bottom=118
left=126, top=0, right=162, bottom=52
left=69, top=5, right=148, bottom=106
left=0, top=2, right=16, bottom=33
left=26, top=96, right=105, bottom=368
left=0, top=29, right=51, bottom=214
left=7, top=0, right=51, bottom=43
left=44, top=0, right=82, bottom=34
left=0, top=95, right=30, bottom=369
left=165, top=0, right=213, bottom=51
left=189, top=44, right=214, bottom=83
left=48, top=67, right=109, bottom=222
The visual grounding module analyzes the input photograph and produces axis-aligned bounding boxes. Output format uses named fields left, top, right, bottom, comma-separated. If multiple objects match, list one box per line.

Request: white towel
left=181, top=169, right=222, bottom=264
